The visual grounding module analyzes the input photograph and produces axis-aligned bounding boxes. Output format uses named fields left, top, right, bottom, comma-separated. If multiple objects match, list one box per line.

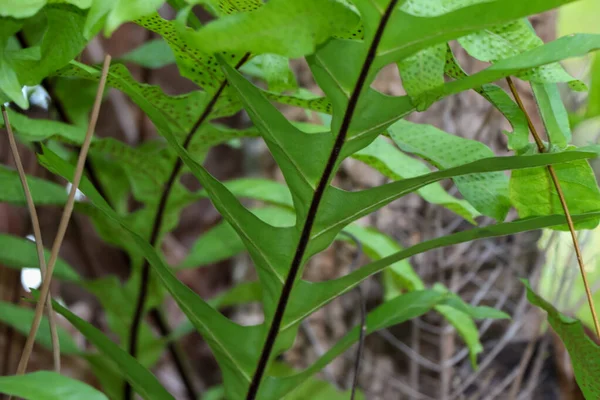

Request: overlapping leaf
left=525, top=281, right=600, bottom=399
left=0, top=5, right=87, bottom=108
left=84, top=0, right=163, bottom=37
left=458, top=19, right=584, bottom=90
left=37, top=146, right=263, bottom=400
left=510, top=152, right=600, bottom=230
left=0, top=0, right=91, bottom=18
left=389, top=120, right=510, bottom=221
left=421, top=34, right=600, bottom=110
left=373, top=0, right=580, bottom=68
left=531, top=82, right=572, bottom=149
left=443, top=46, right=530, bottom=151
left=353, top=136, right=479, bottom=223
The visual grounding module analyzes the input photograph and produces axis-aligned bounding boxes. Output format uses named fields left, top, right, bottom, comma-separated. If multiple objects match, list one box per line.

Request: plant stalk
left=2, top=106, right=61, bottom=372
left=245, top=2, right=399, bottom=398
left=14, top=54, right=111, bottom=375
left=506, top=76, right=600, bottom=338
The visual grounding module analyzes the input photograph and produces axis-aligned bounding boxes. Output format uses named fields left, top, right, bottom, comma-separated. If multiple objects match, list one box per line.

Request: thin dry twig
left=506, top=77, right=600, bottom=338
left=1, top=105, right=61, bottom=372
left=14, top=54, right=112, bottom=375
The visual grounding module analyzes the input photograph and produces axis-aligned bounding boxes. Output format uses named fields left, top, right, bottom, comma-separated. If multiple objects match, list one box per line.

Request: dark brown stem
left=244, top=2, right=399, bottom=398
left=124, top=53, right=250, bottom=400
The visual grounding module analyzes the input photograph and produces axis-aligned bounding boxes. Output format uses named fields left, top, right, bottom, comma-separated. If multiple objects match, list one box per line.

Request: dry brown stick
left=14, top=54, right=111, bottom=375
left=1, top=105, right=61, bottom=372
left=506, top=76, right=600, bottom=338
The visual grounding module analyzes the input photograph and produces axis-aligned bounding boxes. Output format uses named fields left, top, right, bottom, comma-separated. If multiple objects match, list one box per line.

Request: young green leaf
left=240, top=54, right=297, bottom=93
left=0, top=371, right=107, bottom=400
left=435, top=304, right=483, bottom=367
left=0, top=19, right=25, bottom=107
left=342, top=223, right=424, bottom=293
left=587, top=54, right=600, bottom=118
left=524, top=281, right=600, bottom=399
